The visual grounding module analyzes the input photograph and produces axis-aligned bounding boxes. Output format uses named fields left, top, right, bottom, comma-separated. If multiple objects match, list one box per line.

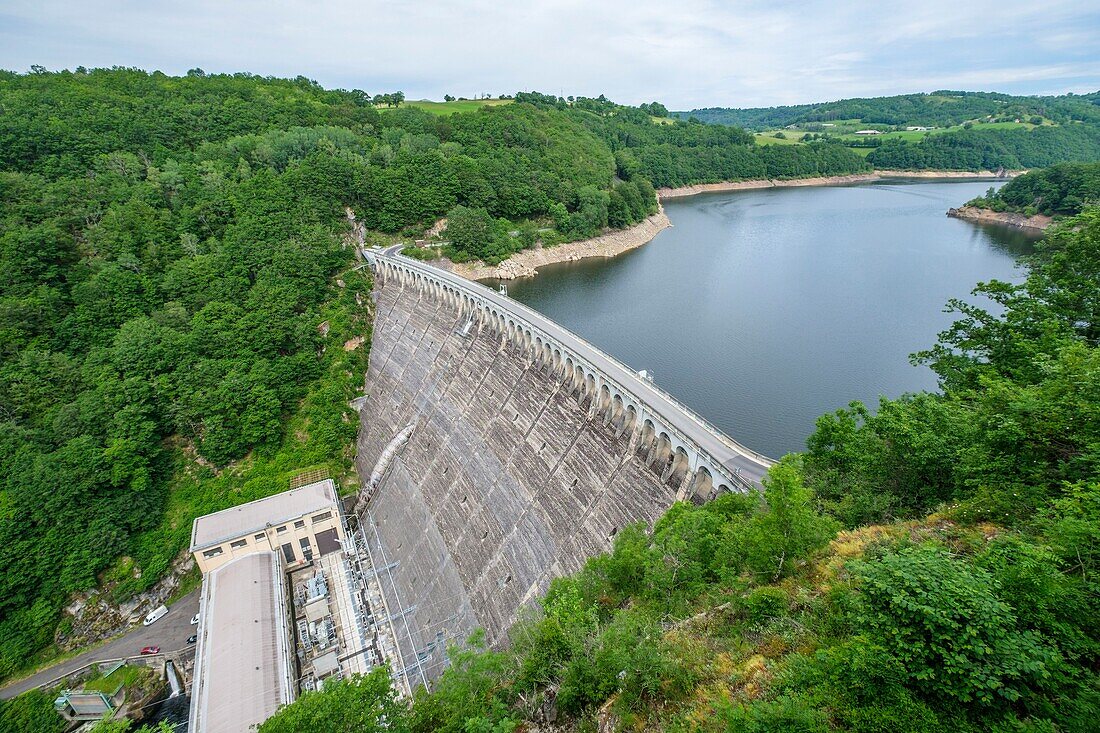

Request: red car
left=140, top=646, right=160, bottom=655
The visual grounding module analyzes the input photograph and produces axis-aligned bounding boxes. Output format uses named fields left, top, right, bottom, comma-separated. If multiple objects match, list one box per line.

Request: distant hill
left=674, top=91, right=1100, bottom=172
left=675, top=90, right=1100, bottom=130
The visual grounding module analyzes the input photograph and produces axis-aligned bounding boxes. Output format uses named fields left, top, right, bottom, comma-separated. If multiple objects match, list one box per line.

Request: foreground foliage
left=260, top=210, right=1100, bottom=731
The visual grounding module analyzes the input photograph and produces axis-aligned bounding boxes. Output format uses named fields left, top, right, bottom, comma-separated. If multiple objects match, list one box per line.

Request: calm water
left=488, top=180, right=1039, bottom=458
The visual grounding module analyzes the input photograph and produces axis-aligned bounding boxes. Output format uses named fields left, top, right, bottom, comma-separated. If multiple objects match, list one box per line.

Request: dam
left=354, top=247, right=774, bottom=691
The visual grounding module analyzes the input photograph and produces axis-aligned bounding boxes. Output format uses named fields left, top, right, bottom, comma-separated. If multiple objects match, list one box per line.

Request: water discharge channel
left=488, top=179, right=1039, bottom=457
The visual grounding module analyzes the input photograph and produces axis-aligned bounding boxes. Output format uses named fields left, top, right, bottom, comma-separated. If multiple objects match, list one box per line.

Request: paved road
left=368, top=246, right=775, bottom=486
left=0, top=590, right=201, bottom=700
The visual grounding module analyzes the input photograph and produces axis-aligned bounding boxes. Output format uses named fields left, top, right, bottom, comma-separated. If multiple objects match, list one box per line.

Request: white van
left=143, top=604, right=168, bottom=626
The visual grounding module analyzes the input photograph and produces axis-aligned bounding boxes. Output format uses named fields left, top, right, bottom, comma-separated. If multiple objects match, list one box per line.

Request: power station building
left=189, top=480, right=346, bottom=575
left=188, top=480, right=397, bottom=733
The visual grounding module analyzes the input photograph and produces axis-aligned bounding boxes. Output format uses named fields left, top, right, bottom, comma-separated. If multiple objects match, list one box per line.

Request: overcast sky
left=2, top=0, right=1097, bottom=109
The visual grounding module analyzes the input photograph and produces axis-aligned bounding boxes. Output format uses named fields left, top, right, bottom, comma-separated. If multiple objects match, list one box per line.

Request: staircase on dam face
left=354, top=252, right=774, bottom=691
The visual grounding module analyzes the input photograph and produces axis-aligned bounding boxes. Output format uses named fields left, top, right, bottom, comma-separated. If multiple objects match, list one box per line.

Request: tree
left=743, top=457, right=838, bottom=581
left=442, top=205, right=510, bottom=262
left=259, top=669, right=408, bottom=733
left=0, top=690, right=64, bottom=733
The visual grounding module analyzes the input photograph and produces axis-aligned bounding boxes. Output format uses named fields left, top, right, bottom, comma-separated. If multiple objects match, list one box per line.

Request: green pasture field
left=753, top=132, right=807, bottom=145
left=376, top=99, right=514, bottom=115
left=753, top=118, right=1046, bottom=152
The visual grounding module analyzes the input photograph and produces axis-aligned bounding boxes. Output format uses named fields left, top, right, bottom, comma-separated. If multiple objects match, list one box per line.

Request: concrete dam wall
left=355, top=250, right=773, bottom=690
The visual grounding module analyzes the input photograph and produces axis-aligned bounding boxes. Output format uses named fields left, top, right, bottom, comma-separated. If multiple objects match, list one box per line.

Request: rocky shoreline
left=442, top=204, right=672, bottom=280
left=656, top=169, right=1020, bottom=199
left=946, top=205, right=1052, bottom=232
left=437, top=170, right=1023, bottom=282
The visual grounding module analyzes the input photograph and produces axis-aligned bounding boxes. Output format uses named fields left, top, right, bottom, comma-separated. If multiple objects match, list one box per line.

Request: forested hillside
left=865, top=125, right=1100, bottom=171
left=0, top=68, right=872, bottom=690
left=678, top=90, right=1100, bottom=171
left=514, top=91, right=870, bottom=189
left=678, top=90, right=1100, bottom=130
left=965, top=162, right=1100, bottom=216
left=2, top=68, right=1097, bottom=733
left=254, top=209, right=1100, bottom=731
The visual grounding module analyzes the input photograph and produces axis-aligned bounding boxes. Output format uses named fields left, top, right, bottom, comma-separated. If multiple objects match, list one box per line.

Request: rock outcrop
left=947, top=206, right=1052, bottom=232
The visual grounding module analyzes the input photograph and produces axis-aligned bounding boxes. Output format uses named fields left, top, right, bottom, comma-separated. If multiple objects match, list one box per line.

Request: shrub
left=849, top=544, right=1060, bottom=705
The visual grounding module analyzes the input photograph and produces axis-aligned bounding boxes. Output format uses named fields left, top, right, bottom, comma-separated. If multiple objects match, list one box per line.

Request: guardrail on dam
left=355, top=247, right=775, bottom=691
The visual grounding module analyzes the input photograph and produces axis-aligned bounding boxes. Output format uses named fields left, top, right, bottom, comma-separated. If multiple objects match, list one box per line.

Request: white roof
left=190, top=480, right=339, bottom=551
left=191, top=552, right=294, bottom=733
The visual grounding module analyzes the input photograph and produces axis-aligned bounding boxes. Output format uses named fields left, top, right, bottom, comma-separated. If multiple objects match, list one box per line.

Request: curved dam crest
left=355, top=249, right=773, bottom=689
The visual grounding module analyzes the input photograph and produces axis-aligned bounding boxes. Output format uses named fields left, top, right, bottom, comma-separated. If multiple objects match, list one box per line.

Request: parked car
left=190, top=613, right=199, bottom=625
left=187, top=635, right=197, bottom=645
left=140, top=646, right=160, bottom=655
left=142, top=605, right=168, bottom=626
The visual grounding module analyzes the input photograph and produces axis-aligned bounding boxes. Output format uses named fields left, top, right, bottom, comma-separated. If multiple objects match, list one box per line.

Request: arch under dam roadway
left=355, top=246, right=774, bottom=691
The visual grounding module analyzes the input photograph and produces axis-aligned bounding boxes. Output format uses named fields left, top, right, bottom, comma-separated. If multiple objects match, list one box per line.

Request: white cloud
left=0, top=0, right=1096, bottom=108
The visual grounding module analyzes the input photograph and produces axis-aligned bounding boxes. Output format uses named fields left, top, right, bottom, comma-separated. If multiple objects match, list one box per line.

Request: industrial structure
left=189, top=480, right=346, bottom=574
left=355, top=248, right=774, bottom=691
left=185, top=244, right=775, bottom=728
left=188, top=479, right=406, bottom=732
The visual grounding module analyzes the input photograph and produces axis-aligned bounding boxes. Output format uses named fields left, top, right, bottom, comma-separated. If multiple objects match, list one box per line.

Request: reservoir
left=489, top=180, right=1038, bottom=458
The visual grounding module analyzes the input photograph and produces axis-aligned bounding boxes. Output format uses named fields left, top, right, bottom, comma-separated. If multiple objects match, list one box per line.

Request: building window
left=294, top=520, right=305, bottom=529
left=311, top=512, right=332, bottom=523
left=230, top=539, right=247, bottom=549
left=299, top=537, right=314, bottom=562
left=282, top=543, right=296, bottom=564
left=254, top=533, right=266, bottom=541
left=276, top=525, right=287, bottom=534
left=203, top=547, right=224, bottom=559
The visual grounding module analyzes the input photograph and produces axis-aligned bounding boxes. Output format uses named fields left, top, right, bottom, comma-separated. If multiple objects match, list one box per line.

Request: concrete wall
left=355, top=254, right=771, bottom=690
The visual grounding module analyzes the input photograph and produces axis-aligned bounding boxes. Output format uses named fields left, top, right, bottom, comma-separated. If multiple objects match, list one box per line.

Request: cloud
left=0, top=0, right=1096, bottom=108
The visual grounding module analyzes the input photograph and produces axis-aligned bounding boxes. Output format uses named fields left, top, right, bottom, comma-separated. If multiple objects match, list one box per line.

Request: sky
left=1, top=0, right=1098, bottom=110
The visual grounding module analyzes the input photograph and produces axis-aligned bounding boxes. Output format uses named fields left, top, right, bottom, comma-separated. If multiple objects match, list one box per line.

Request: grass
left=752, top=118, right=1046, bottom=155
left=376, top=99, right=513, bottom=116
left=82, top=664, right=145, bottom=694
left=753, top=132, right=806, bottom=146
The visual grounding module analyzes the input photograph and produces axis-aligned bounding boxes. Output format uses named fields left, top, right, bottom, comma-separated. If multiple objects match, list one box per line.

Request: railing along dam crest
left=363, top=247, right=774, bottom=498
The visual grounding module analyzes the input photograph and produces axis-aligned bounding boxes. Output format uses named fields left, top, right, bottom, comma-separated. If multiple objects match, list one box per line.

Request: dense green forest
left=252, top=208, right=1097, bottom=731
left=678, top=90, right=1100, bottom=130
left=865, top=125, right=1100, bottom=171
left=512, top=91, right=870, bottom=189
left=0, top=67, right=874, bottom=698
left=966, top=162, right=1100, bottom=216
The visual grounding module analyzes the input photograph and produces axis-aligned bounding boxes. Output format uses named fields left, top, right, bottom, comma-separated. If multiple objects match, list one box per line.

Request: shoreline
left=441, top=204, right=672, bottom=281
left=436, top=170, right=1022, bottom=281
left=946, top=205, right=1052, bottom=232
left=656, top=169, right=1020, bottom=199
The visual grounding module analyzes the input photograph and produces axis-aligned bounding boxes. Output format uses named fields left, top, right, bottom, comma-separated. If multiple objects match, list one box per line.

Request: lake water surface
left=489, top=180, right=1039, bottom=458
